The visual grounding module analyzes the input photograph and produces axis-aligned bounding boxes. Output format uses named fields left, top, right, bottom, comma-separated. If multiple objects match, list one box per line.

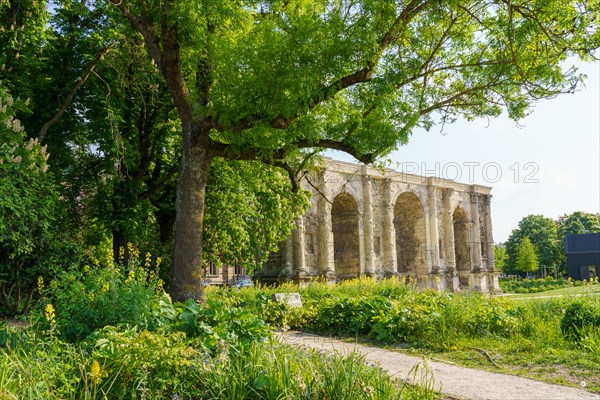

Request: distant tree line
left=495, top=212, right=600, bottom=276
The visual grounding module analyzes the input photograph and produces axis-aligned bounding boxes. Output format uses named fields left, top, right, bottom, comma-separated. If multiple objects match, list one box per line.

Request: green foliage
left=312, top=296, right=394, bottom=336
left=113, top=0, right=600, bottom=301
left=506, top=215, right=558, bottom=274
left=499, top=278, right=570, bottom=293
left=204, top=158, right=310, bottom=273
left=494, top=246, right=508, bottom=272
left=0, top=86, right=80, bottom=316
left=559, top=212, right=600, bottom=236
left=91, top=327, right=202, bottom=398
left=207, top=278, right=527, bottom=350
left=194, top=342, right=437, bottom=400
left=0, top=330, right=435, bottom=400
left=560, top=300, right=600, bottom=344
left=515, top=237, right=539, bottom=274
left=158, top=295, right=271, bottom=353
left=42, top=252, right=162, bottom=342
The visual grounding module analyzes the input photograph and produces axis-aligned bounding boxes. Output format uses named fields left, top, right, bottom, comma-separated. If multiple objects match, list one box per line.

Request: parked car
left=229, top=277, right=253, bottom=288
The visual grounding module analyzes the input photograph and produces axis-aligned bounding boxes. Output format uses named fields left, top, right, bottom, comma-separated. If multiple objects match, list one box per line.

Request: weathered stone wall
left=258, top=158, right=501, bottom=293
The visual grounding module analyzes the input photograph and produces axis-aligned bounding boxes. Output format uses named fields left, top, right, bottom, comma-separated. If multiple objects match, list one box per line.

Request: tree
left=109, top=0, right=600, bottom=301
left=0, top=86, right=80, bottom=315
left=515, top=237, right=539, bottom=275
left=558, top=211, right=600, bottom=236
left=493, top=245, right=508, bottom=273
left=506, top=215, right=559, bottom=274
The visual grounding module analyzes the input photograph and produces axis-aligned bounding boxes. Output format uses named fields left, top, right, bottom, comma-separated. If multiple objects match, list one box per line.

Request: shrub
left=158, top=295, right=271, bottom=353
left=311, top=296, right=394, bottom=336
left=560, top=300, right=600, bottom=343
left=91, top=326, right=203, bottom=398
left=499, top=278, right=570, bottom=293
left=41, top=251, right=162, bottom=342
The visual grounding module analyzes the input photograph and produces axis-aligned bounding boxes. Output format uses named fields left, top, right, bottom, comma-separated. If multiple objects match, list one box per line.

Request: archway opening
left=393, top=192, right=427, bottom=275
left=331, top=193, right=360, bottom=280
left=453, top=207, right=471, bottom=287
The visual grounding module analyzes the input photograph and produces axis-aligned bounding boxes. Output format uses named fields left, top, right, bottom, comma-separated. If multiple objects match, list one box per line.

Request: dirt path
left=276, top=331, right=600, bottom=400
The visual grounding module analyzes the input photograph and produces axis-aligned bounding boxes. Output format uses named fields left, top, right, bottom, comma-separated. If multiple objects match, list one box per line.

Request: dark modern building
left=565, top=233, right=600, bottom=281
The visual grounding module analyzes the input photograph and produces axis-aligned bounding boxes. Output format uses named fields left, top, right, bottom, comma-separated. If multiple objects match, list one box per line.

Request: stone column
left=282, top=236, right=294, bottom=279
left=469, top=192, right=486, bottom=292
left=483, top=195, right=496, bottom=271
left=427, top=181, right=442, bottom=289
left=293, top=215, right=308, bottom=284
left=470, top=193, right=483, bottom=271
left=483, top=194, right=501, bottom=292
left=382, top=178, right=397, bottom=277
left=317, top=172, right=335, bottom=282
left=362, top=168, right=376, bottom=277
left=443, top=188, right=459, bottom=291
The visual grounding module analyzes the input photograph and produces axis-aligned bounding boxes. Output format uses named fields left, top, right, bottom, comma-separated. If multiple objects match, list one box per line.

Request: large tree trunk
left=171, top=126, right=212, bottom=302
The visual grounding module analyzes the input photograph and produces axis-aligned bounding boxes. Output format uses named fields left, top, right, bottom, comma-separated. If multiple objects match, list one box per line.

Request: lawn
left=502, top=284, right=600, bottom=299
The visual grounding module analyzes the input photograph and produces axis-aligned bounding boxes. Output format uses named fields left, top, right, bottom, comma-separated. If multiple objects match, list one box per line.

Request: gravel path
left=277, top=331, right=600, bottom=400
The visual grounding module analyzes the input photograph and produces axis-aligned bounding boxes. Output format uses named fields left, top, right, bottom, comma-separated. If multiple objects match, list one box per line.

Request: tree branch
left=110, top=0, right=194, bottom=122
left=139, top=157, right=181, bottom=200
left=227, top=1, right=440, bottom=133
left=38, top=44, right=115, bottom=141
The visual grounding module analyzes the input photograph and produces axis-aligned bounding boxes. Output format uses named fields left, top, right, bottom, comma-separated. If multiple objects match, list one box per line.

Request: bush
left=157, top=294, right=271, bottom=354
left=41, top=251, right=162, bottom=342
left=91, top=326, right=203, bottom=398
left=499, top=278, right=570, bottom=293
left=560, top=300, right=600, bottom=343
left=311, top=296, right=393, bottom=336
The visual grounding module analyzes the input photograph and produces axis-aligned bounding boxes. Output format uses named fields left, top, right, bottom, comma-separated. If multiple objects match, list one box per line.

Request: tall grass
left=0, top=330, right=437, bottom=399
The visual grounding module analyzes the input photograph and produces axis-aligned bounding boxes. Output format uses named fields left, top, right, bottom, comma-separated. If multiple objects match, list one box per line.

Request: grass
left=212, top=277, right=600, bottom=394
left=3, top=276, right=600, bottom=398
left=502, top=284, right=600, bottom=299
left=0, top=330, right=439, bottom=400
left=399, top=335, right=600, bottom=392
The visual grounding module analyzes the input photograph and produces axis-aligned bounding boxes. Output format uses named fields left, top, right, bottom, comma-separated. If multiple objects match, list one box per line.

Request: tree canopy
left=105, top=0, right=600, bottom=300
left=506, top=214, right=559, bottom=273
left=515, top=236, right=539, bottom=275
left=2, top=0, right=600, bottom=302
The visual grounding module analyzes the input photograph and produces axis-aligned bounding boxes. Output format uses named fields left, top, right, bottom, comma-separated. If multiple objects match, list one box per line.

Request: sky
left=327, top=59, right=600, bottom=243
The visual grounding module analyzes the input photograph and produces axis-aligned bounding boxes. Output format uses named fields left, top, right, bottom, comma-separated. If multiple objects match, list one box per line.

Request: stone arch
left=331, top=193, right=360, bottom=280
left=453, top=206, right=471, bottom=287
left=393, top=192, right=427, bottom=275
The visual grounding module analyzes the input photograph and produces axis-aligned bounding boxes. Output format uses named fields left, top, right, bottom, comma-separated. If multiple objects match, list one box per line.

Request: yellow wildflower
left=145, top=252, right=152, bottom=268
left=44, top=303, right=55, bottom=323
left=125, top=269, right=135, bottom=284
left=91, top=360, right=102, bottom=384
left=118, top=246, right=125, bottom=262
left=101, top=283, right=110, bottom=292
left=105, top=252, right=114, bottom=266
left=155, top=257, right=162, bottom=268
left=37, top=276, right=44, bottom=293
left=156, top=279, right=164, bottom=292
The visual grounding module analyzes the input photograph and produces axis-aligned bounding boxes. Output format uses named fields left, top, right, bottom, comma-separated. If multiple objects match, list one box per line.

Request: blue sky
left=329, top=59, right=600, bottom=243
